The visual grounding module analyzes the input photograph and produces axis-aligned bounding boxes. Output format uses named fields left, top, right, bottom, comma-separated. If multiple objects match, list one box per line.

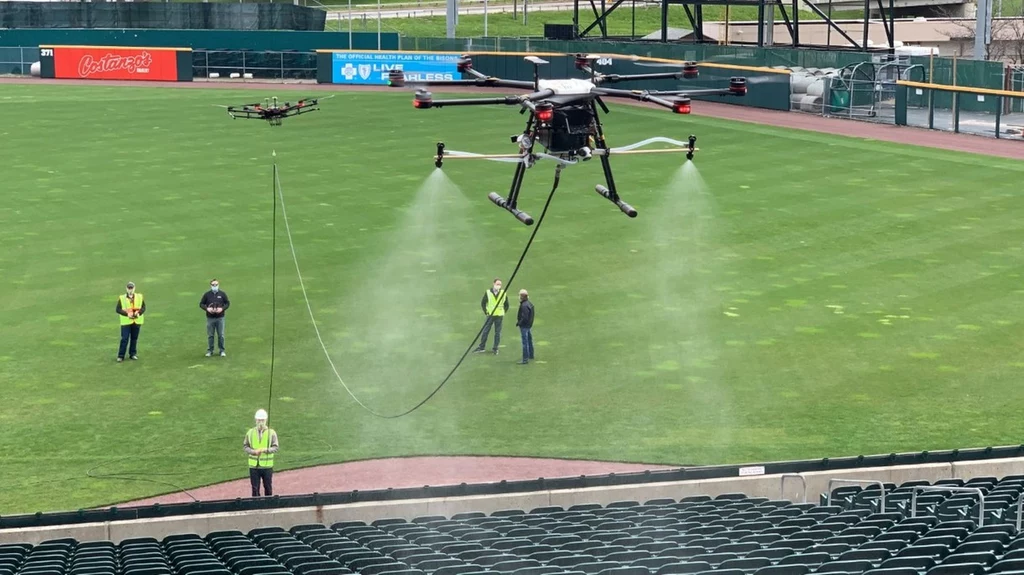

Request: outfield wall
left=315, top=49, right=792, bottom=111
left=38, top=45, right=193, bottom=82
left=3, top=456, right=1024, bottom=545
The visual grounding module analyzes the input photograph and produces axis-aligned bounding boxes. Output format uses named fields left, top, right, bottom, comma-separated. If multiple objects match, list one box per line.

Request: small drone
left=221, top=95, right=331, bottom=126
left=389, top=54, right=746, bottom=225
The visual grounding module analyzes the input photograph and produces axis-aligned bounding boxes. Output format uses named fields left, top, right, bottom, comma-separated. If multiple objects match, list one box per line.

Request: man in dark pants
left=200, top=278, right=230, bottom=357
left=115, top=281, right=145, bottom=363
left=516, top=289, right=535, bottom=365
left=475, top=278, right=509, bottom=355
left=244, top=409, right=279, bottom=497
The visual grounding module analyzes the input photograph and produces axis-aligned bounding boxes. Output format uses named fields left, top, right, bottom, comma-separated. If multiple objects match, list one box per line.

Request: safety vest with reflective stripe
left=119, top=294, right=144, bottom=326
left=247, top=427, right=275, bottom=468
left=485, top=289, right=507, bottom=317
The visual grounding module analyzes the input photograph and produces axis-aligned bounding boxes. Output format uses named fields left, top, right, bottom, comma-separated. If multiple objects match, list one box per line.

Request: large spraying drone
left=388, top=54, right=746, bottom=225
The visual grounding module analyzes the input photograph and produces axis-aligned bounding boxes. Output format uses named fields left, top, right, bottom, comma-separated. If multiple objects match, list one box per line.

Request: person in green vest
left=115, top=281, right=145, bottom=363
left=475, top=277, right=509, bottom=355
left=244, top=409, right=279, bottom=497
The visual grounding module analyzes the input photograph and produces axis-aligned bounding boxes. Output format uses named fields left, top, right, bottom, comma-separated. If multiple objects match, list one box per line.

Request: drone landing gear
left=489, top=161, right=534, bottom=226
left=593, top=153, right=638, bottom=218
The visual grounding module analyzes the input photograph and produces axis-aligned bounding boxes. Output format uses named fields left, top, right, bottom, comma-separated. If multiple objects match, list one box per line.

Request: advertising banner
left=331, top=51, right=459, bottom=85
left=52, top=46, right=179, bottom=81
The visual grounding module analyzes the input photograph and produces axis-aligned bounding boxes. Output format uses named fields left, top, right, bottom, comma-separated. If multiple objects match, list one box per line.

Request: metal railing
left=1015, top=492, right=1024, bottom=531
left=910, top=486, right=986, bottom=526
left=0, top=46, right=40, bottom=76
left=192, top=50, right=317, bottom=81
left=780, top=474, right=807, bottom=504
left=826, top=478, right=886, bottom=513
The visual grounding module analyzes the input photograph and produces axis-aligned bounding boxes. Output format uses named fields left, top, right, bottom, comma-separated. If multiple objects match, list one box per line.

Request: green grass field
left=5, top=83, right=1024, bottom=516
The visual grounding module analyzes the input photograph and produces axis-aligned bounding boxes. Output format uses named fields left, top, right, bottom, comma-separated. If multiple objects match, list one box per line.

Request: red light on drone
left=535, top=102, right=554, bottom=123
left=574, top=55, right=589, bottom=70
left=729, top=77, right=748, bottom=95
left=672, top=98, right=692, bottom=114
left=682, top=61, right=699, bottom=79
left=413, top=90, right=433, bottom=109
left=457, top=57, right=473, bottom=72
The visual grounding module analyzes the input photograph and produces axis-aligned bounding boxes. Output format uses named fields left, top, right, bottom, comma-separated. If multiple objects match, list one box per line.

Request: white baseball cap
left=255, top=409, right=268, bottom=420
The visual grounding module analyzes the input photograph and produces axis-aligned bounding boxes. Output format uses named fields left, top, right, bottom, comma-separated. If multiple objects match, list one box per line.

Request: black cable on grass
left=275, top=162, right=564, bottom=419
left=269, top=156, right=278, bottom=424
left=82, top=436, right=334, bottom=503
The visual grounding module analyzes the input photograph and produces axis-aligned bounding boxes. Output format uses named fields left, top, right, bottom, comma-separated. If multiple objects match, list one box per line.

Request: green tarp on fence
left=908, top=55, right=1006, bottom=112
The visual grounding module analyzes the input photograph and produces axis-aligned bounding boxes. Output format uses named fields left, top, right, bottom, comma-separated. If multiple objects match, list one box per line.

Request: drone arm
left=416, top=89, right=555, bottom=110
left=603, top=77, right=748, bottom=98
left=462, top=68, right=537, bottom=89
left=438, top=78, right=538, bottom=89
left=595, top=72, right=678, bottom=84
left=638, top=95, right=678, bottom=111
left=661, top=87, right=736, bottom=97
left=389, top=68, right=536, bottom=91
left=593, top=87, right=678, bottom=110
left=429, top=96, right=523, bottom=107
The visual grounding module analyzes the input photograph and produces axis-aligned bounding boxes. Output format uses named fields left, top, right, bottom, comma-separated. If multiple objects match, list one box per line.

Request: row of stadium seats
left=4, top=475, right=1024, bottom=575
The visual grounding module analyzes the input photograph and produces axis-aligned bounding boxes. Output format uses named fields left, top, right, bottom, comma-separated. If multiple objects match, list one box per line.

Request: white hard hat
left=255, top=409, right=268, bottom=420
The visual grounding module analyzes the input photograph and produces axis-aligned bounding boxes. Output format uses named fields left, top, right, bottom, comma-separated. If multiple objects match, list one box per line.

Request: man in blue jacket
left=516, top=289, right=535, bottom=365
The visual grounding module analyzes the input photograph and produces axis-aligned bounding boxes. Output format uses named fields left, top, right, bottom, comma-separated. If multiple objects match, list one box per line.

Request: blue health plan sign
left=331, top=52, right=460, bottom=85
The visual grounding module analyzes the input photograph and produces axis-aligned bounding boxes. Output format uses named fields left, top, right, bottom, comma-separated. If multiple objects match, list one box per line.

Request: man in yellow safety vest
left=475, top=277, right=509, bottom=355
left=115, top=281, right=145, bottom=362
left=244, top=409, right=279, bottom=497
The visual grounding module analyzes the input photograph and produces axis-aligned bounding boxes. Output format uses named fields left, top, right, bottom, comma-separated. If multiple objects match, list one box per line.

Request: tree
left=937, top=7, right=1024, bottom=64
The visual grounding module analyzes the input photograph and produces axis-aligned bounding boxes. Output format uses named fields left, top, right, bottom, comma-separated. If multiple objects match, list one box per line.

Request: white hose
left=443, top=137, right=689, bottom=167
left=609, top=136, right=691, bottom=153
left=444, top=149, right=579, bottom=166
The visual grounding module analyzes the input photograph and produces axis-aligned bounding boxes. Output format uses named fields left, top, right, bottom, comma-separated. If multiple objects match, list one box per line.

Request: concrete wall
left=2, top=457, right=1022, bottom=545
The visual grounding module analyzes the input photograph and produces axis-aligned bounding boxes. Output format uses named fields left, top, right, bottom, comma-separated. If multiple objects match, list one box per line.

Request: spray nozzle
left=435, top=142, right=445, bottom=168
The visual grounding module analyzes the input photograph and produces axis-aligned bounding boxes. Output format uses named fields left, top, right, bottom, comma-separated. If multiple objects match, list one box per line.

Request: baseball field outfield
left=4, top=81, right=1024, bottom=515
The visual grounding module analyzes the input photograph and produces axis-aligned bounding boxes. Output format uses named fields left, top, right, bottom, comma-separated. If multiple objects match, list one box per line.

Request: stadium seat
left=655, top=562, right=713, bottom=575
left=751, top=565, right=811, bottom=575
left=34, top=474, right=1024, bottom=575
left=778, top=553, right=830, bottom=568
left=816, top=560, right=876, bottom=574
left=925, top=564, right=987, bottom=575
left=720, top=557, right=772, bottom=571
left=863, top=568, right=920, bottom=575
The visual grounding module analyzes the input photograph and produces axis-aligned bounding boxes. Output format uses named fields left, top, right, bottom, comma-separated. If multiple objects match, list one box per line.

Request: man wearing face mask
left=115, top=281, right=145, bottom=363
left=199, top=279, right=230, bottom=357
left=475, top=277, right=509, bottom=355
left=244, top=409, right=278, bottom=497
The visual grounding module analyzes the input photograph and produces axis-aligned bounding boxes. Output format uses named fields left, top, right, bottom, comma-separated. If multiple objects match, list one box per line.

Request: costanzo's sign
left=52, top=46, right=179, bottom=81
left=78, top=51, right=153, bottom=78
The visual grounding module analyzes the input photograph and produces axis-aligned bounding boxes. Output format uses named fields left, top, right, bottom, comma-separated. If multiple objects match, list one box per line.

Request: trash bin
left=830, top=89, right=851, bottom=114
